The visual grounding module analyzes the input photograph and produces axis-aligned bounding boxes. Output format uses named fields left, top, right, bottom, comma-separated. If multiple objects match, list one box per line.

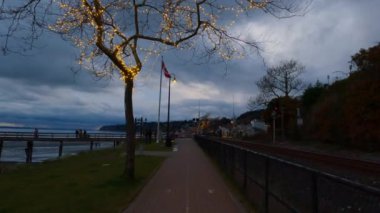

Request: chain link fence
left=195, top=135, right=380, bottom=213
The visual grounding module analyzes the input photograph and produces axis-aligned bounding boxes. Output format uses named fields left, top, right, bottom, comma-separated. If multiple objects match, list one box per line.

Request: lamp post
left=166, top=74, right=176, bottom=147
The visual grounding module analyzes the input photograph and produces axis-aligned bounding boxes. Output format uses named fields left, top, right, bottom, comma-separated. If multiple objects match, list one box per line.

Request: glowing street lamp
left=166, top=74, right=176, bottom=147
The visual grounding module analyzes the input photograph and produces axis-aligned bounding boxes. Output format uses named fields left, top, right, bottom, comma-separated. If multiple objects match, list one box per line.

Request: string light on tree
left=1, top=0, right=310, bottom=179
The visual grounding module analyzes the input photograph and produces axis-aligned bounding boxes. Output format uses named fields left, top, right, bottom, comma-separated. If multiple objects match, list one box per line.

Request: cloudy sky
left=0, top=0, right=379, bottom=130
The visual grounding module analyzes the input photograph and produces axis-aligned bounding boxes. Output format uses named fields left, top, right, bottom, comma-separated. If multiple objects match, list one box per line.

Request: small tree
left=262, top=96, right=299, bottom=138
left=351, top=42, right=380, bottom=72
left=252, top=59, right=305, bottom=106
left=1, top=1, right=309, bottom=178
left=301, top=81, right=327, bottom=113
left=249, top=59, right=305, bottom=140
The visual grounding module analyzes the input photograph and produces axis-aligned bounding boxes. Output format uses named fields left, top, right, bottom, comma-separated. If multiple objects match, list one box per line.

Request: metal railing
left=0, top=132, right=127, bottom=138
left=0, top=132, right=126, bottom=140
left=195, top=135, right=380, bottom=213
left=0, top=132, right=130, bottom=163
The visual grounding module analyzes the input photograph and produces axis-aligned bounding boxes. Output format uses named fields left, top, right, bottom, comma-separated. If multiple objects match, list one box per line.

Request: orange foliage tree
left=307, top=43, right=380, bottom=149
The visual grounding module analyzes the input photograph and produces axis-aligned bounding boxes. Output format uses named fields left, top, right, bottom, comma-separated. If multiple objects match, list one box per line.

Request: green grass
left=140, top=142, right=173, bottom=152
left=134, top=138, right=173, bottom=152
left=0, top=148, right=165, bottom=213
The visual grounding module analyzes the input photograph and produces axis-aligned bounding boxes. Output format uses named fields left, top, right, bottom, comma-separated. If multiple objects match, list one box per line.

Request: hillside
left=305, top=43, right=380, bottom=150
left=236, top=110, right=265, bottom=124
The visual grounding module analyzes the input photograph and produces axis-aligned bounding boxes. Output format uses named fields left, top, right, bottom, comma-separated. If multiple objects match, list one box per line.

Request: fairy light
left=48, top=0, right=269, bottom=81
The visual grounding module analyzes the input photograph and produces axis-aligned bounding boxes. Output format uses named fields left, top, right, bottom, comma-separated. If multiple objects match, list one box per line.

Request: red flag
left=162, top=61, right=171, bottom=78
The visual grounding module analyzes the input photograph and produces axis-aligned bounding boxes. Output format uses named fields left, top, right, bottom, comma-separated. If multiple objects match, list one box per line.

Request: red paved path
left=124, top=138, right=247, bottom=213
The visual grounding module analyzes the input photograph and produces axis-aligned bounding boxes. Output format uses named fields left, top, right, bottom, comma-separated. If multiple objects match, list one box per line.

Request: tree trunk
left=124, top=78, right=135, bottom=179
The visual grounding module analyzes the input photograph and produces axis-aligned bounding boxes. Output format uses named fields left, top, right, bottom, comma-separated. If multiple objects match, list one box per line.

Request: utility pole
left=281, top=106, right=285, bottom=141
left=272, top=111, right=276, bottom=144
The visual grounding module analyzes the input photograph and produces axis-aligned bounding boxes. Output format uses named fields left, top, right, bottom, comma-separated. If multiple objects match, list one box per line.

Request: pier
left=0, top=132, right=127, bottom=163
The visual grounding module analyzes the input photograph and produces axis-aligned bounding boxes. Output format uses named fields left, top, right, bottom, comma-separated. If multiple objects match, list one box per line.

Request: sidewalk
left=124, top=138, right=246, bottom=213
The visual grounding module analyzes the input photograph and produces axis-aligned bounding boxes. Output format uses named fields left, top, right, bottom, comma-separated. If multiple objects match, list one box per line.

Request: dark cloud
left=0, top=110, right=123, bottom=130
left=1, top=0, right=379, bottom=129
left=0, top=33, right=114, bottom=92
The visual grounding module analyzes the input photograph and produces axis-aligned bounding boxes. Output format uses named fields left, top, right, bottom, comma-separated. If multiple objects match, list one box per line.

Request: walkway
left=125, top=138, right=246, bottom=213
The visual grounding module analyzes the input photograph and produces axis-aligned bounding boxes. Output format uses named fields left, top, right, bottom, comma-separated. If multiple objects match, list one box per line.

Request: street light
left=166, top=74, right=176, bottom=147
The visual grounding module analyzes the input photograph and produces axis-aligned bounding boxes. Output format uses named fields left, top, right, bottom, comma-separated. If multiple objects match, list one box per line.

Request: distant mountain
left=99, top=124, right=125, bottom=132
left=99, top=120, right=194, bottom=132
left=0, top=126, right=30, bottom=129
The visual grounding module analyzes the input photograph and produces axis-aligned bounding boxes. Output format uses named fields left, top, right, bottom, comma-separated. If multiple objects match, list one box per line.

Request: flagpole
left=156, top=57, right=164, bottom=143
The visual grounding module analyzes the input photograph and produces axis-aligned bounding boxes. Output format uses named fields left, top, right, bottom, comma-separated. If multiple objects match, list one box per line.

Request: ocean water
left=0, top=128, right=123, bottom=163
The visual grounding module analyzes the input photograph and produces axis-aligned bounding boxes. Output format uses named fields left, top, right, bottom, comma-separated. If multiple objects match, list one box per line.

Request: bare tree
left=248, top=59, right=305, bottom=141
left=0, top=0, right=309, bottom=179
left=249, top=59, right=305, bottom=108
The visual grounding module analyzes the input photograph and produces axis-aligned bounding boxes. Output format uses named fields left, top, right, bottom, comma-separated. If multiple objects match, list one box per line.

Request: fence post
left=58, top=141, right=63, bottom=158
left=264, top=158, right=269, bottom=213
left=220, top=143, right=224, bottom=168
left=90, top=141, right=94, bottom=151
left=223, top=144, right=227, bottom=169
left=232, top=147, right=235, bottom=177
left=311, top=172, right=319, bottom=213
left=25, top=140, right=33, bottom=163
left=243, top=149, right=247, bottom=192
left=0, top=140, right=3, bottom=159
left=113, top=141, right=116, bottom=149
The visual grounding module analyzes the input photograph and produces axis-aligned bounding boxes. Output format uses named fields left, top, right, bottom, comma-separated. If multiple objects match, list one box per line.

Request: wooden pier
left=0, top=132, right=127, bottom=163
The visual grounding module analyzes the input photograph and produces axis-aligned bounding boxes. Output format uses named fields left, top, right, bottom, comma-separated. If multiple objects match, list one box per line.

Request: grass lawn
left=140, top=142, right=173, bottom=152
left=134, top=138, right=174, bottom=152
left=0, top=148, right=165, bottom=213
